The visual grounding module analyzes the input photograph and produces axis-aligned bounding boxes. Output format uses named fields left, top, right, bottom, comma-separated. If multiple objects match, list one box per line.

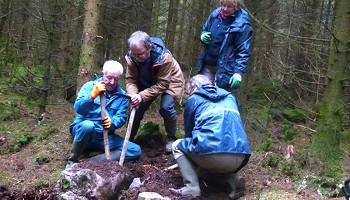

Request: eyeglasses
left=104, top=75, right=119, bottom=83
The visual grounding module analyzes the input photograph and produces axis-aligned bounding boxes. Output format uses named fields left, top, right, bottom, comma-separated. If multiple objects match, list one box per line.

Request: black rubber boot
left=66, top=140, right=87, bottom=169
left=129, top=119, right=141, bottom=142
left=227, top=173, right=245, bottom=200
left=169, top=155, right=201, bottom=197
left=164, top=117, right=177, bottom=153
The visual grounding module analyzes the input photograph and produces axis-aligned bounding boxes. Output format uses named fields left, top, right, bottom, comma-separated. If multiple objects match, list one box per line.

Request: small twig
left=294, top=125, right=316, bottom=133
left=164, top=164, right=178, bottom=171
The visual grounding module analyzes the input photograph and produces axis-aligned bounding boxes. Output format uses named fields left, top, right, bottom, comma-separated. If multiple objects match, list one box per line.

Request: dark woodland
left=0, top=0, right=349, bottom=199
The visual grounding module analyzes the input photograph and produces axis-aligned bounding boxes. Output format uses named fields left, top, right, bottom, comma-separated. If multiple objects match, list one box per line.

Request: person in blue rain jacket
left=197, top=0, right=252, bottom=91
left=170, top=74, right=251, bottom=199
left=66, top=60, right=141, bottom=168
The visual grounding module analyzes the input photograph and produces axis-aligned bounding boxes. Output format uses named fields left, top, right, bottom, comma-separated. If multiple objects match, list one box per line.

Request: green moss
left=0, top=100, right=20, bottom=121
left=1, top=133, right=34, bottom=154
left=0, top=171, right=10, bottom=184
left=35, top=126, right=60, bottom=141
left=262, top=152, right=281, bottom=168
left=34, top=177, right=49, bottom=187
left=297, top=175, right=340, bottom=196
left=256, top=190, right=295, bottom=200
left=176, top=129, right=185, bottom=139
left=281, top=160, right=299, bottom=176
left=134, top=122, right=165, bottom=147
left=281, top=124, right=295, bottom=142
left=61, top=178, right=70, bottom=190
left=281, top=108, right=306, bottom=123
left=257, top=138, right=272, bottom=152
left=309, top=125, right=342, bottom=179
left=77, top=175, right=89, bottom=187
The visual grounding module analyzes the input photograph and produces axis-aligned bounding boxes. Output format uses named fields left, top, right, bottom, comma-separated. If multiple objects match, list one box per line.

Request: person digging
left=66, top=60, right=141, bottom=169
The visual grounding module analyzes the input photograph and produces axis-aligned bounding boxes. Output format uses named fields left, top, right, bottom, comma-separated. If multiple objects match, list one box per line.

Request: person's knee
left=159, top=94, right=176, bottom=118
left=73, top=120, right=95, bottom=142
left=127, top=142, right=142, bottom=158
left=172, top=139, right=184, bottom=159
left=159, top=105, right=176, bottom=119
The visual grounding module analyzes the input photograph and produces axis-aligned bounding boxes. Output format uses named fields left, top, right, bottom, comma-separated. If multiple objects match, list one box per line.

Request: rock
left=55, top=160, right=132, bottom=200
left=137, top=192, right=171, bottom=200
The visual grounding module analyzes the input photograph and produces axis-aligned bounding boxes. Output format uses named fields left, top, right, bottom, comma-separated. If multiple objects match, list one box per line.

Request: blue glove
left=229, top=74, right=242, bottom=89
left=200, top=32, right=211, bottom=44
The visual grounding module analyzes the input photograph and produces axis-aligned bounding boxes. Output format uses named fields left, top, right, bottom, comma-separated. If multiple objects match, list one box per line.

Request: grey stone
left=137, top=192, right=171, bottom=200
left=55, top=164, right=131, bottom=200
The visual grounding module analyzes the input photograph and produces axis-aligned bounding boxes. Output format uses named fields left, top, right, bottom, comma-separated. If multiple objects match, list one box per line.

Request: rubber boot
left=169, top=155, right=201, bottom=197
left=227, top=173, right=245, bottom=200
left=88, top=150, right=122, bottom=161
left=164, top=117, right=177, bottom=153
left=65, top=141, right=87, bottom=169
left=129, top=119, right=141, bottom=142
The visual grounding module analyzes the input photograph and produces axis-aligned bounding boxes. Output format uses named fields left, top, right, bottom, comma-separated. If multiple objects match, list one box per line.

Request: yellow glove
left=102, top=116, right=111, bottom=129
left=90, top=81, right=106, bottom=99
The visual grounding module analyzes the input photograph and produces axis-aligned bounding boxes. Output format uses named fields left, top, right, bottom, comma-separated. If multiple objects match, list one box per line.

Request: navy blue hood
left=193, top=84, right=231, bottom=102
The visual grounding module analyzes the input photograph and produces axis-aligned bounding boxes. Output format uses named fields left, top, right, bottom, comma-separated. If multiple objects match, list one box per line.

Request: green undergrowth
left=0, top=123, right=60, bottom=154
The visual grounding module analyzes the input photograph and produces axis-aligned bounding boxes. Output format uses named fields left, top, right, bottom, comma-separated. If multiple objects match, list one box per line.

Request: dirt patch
left=0, top=102, right=346, bottom=200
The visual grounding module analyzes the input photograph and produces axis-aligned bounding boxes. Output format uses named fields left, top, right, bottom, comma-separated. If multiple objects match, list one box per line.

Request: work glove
left=229, top=74, right=242, bottom=89
left=200, top=32, right=211, bottom=44
left=102, top=116, right=111, bottom=129
left=90, top=81, right=106, bottom=99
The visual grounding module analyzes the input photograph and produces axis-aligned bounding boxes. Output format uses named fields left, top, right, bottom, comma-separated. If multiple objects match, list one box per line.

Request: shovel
left=119, top=107, right=137, bottom=166
left=100, top=93, right=111, bottom=160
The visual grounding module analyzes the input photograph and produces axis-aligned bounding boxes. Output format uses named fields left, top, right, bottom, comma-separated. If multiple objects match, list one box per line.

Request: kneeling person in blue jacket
left=170, top=74, right=251, bottom=199
left=66, top=60, right=141, bottom=169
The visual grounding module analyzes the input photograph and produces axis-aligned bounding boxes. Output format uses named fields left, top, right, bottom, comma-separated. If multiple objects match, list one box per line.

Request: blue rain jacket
left=178, top=84, right=251, bottom=158
left=70, top=77, right=129, bottom=135
left=197, top=7, right=253, bottom=90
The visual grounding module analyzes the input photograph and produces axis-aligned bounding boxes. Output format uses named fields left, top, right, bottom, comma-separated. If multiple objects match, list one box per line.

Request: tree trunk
left=38, top=1, right=62, bottom=118
left=311, top=0, right=350, bottom=178
left=76, top=0, right=101, bottom=92
left=0, top=0, right=10, bottom=36
left=165, top=0, right=179, bottom=52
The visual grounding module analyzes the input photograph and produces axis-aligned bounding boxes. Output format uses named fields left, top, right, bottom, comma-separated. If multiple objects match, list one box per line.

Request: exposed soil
left=0, top=101, right=346, bottom=200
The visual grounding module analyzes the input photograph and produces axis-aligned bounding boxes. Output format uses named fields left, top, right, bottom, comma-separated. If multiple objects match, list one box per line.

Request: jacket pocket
left=216, top=70, right=231, bottom=89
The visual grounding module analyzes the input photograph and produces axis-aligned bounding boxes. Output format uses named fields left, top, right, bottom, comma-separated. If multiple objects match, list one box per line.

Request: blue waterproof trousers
left=71, top=120, right=141, bottom=160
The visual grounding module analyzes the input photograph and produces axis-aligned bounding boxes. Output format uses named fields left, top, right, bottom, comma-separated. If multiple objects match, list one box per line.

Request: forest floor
left=0, top=100, right=347, bottom=200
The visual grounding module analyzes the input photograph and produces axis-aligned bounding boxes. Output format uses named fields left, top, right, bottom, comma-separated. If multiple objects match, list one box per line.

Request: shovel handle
left=100, top=93, right=111, bottom=160
left=119, top=107, right=137, bottom=166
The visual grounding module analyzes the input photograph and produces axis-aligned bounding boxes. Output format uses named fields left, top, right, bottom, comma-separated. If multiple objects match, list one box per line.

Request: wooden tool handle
left=100, top=93, right=111, bottom=160
left=119, top=107, right=136, bottom=166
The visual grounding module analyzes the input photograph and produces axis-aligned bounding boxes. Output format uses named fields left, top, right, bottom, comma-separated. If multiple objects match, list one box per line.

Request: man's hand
left=102, top=116, right=111, bottom=129
left=200, top=32, right=211, bottom=44
left=130, top=94, right=142, bottom=108
left=91, top=81, right=106, bottom=99
left=229, top=74, right=242, bottom=89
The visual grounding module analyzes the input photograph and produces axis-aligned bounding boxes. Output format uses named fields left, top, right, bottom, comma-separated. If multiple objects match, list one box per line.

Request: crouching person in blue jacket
left=66, top=60, right=141, bottom=169
left=170, top=74, right=251, bottom=199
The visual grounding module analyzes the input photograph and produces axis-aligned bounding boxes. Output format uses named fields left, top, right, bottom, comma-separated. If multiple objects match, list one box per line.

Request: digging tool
left=119, top=107, right=137, bottom=166
left=100, top=93, right=111, bottom=160
left=115, top=93, right=131, bottom=100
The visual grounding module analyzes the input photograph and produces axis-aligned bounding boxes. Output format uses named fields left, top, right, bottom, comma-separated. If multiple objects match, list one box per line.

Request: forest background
left=0, top=0, right=349, bottom=198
